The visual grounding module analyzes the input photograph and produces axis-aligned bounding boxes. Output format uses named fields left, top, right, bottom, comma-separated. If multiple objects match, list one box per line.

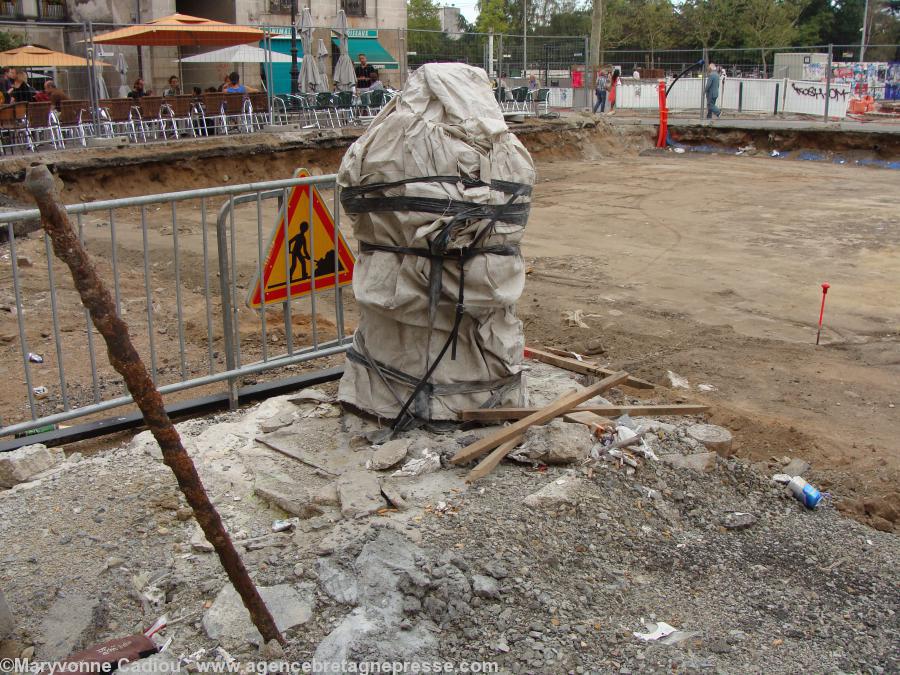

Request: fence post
left=824, top=43, right=833, bottom=122
left=85, top=22, right=99, bottom=130
left=215, top=207, right=238, bottom=409
left=488, top=30, right=494, bottom=79
left=400, top=29, right=407, bottom=88
left=522, top=0, right=527, bottom=77
left=498, top=34, right=504, bottom=81
left=583, top=35, right=590, bottom=111
left=700, top=46, right=708, bottom=121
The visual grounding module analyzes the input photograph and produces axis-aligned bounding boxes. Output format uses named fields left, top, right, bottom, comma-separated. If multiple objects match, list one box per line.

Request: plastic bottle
left=787, top=476, right=822, bottom=509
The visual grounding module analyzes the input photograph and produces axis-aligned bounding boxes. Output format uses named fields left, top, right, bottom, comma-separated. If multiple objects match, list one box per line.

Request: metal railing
left=0, top=174, right=351, bottom=438
left=0, top=0, right=21, bottom=19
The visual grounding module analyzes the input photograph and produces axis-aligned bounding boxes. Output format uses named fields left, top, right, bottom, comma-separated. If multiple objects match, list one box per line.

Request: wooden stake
left=451, top=371, right=630, bottom=465
left=25, top=164, right=284, bottom=646
left=525, top=346, right=655, bottom=389
left=459, top=403, right=710, bottom=422
left=465, top=435, right=523, bottom=483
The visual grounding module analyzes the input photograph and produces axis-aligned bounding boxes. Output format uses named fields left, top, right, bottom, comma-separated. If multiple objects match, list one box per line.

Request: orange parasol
left=91, top=13, right=265, bottom=48
left=0, top=45, right=110, bottom=68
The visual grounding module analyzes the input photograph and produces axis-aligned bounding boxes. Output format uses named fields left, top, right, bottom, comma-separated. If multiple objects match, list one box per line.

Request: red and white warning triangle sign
left=247, top=169, right=355, bottom=309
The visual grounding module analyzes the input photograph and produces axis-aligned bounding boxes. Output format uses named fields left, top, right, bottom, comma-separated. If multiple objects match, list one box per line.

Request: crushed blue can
left=787, top=476, right=822, bottom=509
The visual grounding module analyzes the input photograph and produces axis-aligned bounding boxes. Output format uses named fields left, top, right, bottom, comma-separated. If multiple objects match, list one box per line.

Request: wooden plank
left=465, top=435, right=524, bottom=483
left=562, top=410, right=611, bottom=435
left=460, top=404, right=710, bottom=422
left=451, top=371, right=630, bottom=465
left=525, top=346, right=655, bottom=389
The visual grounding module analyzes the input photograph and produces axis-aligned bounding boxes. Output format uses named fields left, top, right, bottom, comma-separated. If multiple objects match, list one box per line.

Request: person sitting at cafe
left=7, top=68, right=36, bottom=103
left=163, top=75, right=181, bottom=97
left=355, top=53, right=377, bottom=90
left=369, top=70, right=384, bottom=91
left=43, top=80, right=69, bottom=110
left=223, top=71, right=256, bottom=94
left=127, top=78, right=150, bottom=99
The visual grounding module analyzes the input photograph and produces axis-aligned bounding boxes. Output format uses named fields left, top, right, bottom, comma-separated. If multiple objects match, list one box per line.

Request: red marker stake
left=816, top=282, right=830, bottom=345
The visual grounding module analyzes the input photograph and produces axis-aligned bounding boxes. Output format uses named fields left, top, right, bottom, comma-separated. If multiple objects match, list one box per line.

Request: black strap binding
left=341, top=176, right=531, bottom=433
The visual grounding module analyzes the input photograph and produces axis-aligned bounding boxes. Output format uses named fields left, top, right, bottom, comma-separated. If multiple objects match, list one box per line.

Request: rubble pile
left=0, top=362, right=897, bottom=672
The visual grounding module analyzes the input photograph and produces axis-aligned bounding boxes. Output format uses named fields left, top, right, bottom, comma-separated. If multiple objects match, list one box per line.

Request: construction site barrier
left=0, top=174, right=351, bottom=439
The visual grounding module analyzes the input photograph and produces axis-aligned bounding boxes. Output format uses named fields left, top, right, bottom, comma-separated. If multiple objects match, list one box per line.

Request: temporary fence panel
left=615, top=80, right=659, bottom=109
left=719, top=78, right=781, bottom=112
left=0, top=175, right=352, bottom=439
left=666, top=77, right=704, bottom=111
left=783, top=80, right=853, bottom=117
left=548, top=87, right=574, bottom=108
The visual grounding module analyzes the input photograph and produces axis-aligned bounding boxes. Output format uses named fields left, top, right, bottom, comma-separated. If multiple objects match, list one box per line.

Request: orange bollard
left=657, top=79, right=668, bottom=148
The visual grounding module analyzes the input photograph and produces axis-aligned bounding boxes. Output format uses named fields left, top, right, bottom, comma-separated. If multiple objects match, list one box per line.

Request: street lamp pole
left=860, top=0, right=869, bottom=61
left=135, top=0, right=144, bottom=79
left=290, top=0, right=300, bottom=95
left=522, top=0, right=527, bottom=77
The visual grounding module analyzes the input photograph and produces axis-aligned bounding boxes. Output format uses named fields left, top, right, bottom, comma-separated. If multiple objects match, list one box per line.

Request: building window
left=268, top=0, right=292, bottom=13
left=39, top=0, right=66, bottom=20
left=0, top=0, right=22, bottom=19
left=342, top=0, right=365, bottom=17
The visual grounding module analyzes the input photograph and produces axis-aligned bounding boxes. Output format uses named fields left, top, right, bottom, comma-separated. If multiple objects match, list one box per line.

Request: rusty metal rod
left=24, top=164, right=284, bottom=646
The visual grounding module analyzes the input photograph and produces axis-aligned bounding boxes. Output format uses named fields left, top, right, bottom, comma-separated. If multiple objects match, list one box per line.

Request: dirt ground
left=518, top=149, right=899, bottom=530
left=1, top=121, right=897, bottom=531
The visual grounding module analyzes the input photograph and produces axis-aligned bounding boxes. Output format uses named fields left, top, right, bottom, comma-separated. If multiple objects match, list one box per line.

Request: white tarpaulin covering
left=337, top=63, right=536, bottom=422
left=179, top=44, right=292, bottom=64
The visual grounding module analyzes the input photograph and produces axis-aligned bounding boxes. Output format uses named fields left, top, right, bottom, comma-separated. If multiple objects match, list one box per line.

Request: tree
left=630, top=0, right=678, bottom=66
left=741, top=0, right=809, bottom=75
left=407, top=0, right=441, bottom=30
left=406, top=0, right=444, bottom=62
left=794, top=0, right=835, bottom=45
left=476, top=0, right=512, bottom=33
left=590, top=0, right=603, bottom=71
left=0, top=31, right=24, bottom=53
left=535, top=7, right=592, bottom=35
left=679, top=0, right=740, bottom=49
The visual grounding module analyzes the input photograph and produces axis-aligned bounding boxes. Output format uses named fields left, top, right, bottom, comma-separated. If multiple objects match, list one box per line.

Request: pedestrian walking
left=609, top=69, right=620, bottom=111
left=593, top=70, right=608, bottom=113
left=705, top=62, right=721, bottom=119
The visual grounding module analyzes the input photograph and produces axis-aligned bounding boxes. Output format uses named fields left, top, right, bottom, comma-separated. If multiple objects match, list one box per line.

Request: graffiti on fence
left=790, top=82, right=849, bottom=101
left=888, top=62, right=900, bottom=100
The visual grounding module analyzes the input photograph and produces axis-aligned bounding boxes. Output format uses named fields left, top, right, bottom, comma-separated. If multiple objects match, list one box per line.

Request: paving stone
left=202, top=583, right=314, bottom=646
left=660, top=452, right=717, bottom=472
left=0, top=444, right=65, bottom=488
left=523, top=475, right=583, bottom=509
left=368, top=439, right=411, bottom=471
left=337, top=470, right=385, bottom=519
left=39, top=593, right=100, bottom=660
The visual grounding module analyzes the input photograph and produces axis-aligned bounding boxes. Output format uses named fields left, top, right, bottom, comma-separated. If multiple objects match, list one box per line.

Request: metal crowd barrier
left=0, top=174, right=351, bottom=439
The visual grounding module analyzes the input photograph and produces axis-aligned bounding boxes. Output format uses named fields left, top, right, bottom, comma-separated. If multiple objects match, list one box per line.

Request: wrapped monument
left=337, top=63, right=536, bottom=425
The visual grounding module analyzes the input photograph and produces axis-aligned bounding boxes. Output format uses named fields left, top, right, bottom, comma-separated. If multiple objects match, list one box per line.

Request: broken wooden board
left=451, top=371, right=630, bottom=465
left=562, top=410, right=611, bottom=436
left=525, top=346, right=655, bottom=389
left=459, top=404, right=710, bottom=422
left=465, top=435, right=524, bottom=483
